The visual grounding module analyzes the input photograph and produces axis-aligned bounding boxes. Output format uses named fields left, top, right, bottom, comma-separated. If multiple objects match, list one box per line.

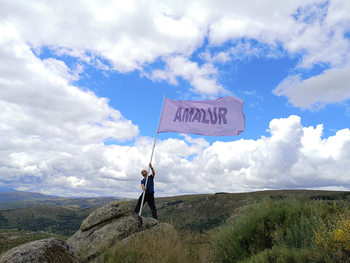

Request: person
left=133, top=163, right=158, bottom=220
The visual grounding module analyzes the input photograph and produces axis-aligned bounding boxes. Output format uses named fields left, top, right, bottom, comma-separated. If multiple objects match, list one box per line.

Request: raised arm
left=149, top=163, right=155, bottom=178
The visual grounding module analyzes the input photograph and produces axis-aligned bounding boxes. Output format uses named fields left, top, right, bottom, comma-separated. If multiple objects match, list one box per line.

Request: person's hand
left=149, top=163, right=153, bottom=169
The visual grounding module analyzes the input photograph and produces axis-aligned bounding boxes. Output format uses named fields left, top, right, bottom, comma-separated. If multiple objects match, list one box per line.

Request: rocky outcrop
left=67, top=201, right=172, bottom=262
left=79, top=201, right=132, bottom=231
left=0, top=237, right=80, bottom=263
left=0, top=201, right=175, bottom=263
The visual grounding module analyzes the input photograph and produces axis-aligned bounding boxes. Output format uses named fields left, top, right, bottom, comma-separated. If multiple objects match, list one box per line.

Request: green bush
left=211, top=197, right=332, bottom=263
left=239, top=246, right=313, bottom=263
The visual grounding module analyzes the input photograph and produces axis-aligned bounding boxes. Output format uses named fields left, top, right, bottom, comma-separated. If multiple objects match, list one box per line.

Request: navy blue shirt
left=141, top=175, right=154, bottom=194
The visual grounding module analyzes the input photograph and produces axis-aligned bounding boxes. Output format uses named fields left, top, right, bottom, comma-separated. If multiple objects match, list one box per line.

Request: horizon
left=1, top=0, right=350, bottom=198
left=1, top=188, right=349, bottom=201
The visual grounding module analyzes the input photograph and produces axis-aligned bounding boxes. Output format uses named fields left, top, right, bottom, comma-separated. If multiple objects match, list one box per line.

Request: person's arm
left=149, top=163, right=155, bottom=178
left=141, top=183, right=147, bottom=191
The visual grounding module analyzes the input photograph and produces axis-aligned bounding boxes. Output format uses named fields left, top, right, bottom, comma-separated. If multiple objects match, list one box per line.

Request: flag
left=158, top=96, right=245, bottom=136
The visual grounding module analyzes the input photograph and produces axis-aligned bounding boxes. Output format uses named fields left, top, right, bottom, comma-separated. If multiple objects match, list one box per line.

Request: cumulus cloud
left=149, top=56, right=227, bottom=96
left=1, top=0, right=349, bottom=100
left=2, top=115, right=350, bottom=197
left=1, top=0, right=350, bottom=197
left=152, top=115, right=350, bottom=194
left=273, top=67, right=350, bottom=109
left=207, top=0, right=350, bottom=67
left=0, top=23, right=139, bottom=143
left=0, top=23, right=140, bottom=196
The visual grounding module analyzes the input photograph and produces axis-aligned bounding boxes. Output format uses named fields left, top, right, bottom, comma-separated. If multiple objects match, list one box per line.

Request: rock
left=67, top=201, right=161, bottom=262
left=1, top=201, right=176, bottom=263
left=0, top=237, right=81, bottom=263
left=139, top=216, right=159, bottom=230
left=80, top=201, right=132, bottom=231
left=68, top=216, right=141, bottom=261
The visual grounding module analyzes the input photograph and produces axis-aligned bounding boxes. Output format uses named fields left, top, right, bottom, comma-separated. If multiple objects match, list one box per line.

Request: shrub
left=211, top=197, right=329, bottom=263
left=239, top=246, right=313, bottom=263
left=313, top=202, right=350, bottom=262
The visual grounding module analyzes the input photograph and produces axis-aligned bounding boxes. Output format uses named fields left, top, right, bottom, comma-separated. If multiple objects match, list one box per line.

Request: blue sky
left=1, top=0, right=350, bottom=198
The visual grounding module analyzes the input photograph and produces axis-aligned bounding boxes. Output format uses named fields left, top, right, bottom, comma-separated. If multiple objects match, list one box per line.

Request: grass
left=99, top=196, right=350, bottom=263
left=99, top=227, right=213, bottom=263
left=211, top=197, right=350, bottom=263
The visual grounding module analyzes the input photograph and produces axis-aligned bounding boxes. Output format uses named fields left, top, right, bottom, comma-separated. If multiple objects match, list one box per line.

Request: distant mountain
left=0, top=191, right=56, bottom=203
left=0, top=191, right=134, bottom=210
left=0, top=187, right=17, bottom=193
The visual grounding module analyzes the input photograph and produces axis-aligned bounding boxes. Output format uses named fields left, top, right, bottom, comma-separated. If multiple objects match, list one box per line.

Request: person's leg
left=133, top=193, right=144, bottom=214
left=146, top=193, right=158, bottom=220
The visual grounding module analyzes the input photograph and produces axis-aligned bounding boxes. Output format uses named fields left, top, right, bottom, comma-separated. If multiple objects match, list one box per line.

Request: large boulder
left=0, top=237, right=81, bottom=263
left=67, top=201, right=160, bottom=262
left=0, top=201, right=176, bottom=263
left=80, top=201, right=132, bottom=231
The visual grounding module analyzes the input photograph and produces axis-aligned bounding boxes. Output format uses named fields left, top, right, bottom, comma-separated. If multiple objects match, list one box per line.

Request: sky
left=1, top=0, right=350, bottom=198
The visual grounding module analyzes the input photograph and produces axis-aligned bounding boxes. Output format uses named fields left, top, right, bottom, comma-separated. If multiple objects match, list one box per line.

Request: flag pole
left=139, top=94, right=166, bottom=216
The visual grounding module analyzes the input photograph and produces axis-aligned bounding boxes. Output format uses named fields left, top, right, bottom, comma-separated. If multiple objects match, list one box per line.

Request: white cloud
left=0, top=22, right=141, bottom=196
left=155, top=115, right=350, bottom=194
left=149, top=56, right=227, bottom=96
left=1, top=0, right=350, bottom=197
left=206, top=0, right=350, bottom=67
left=0, top=23, right=139, bottom=143
left=1, top=0, right=350, bottom=101
left=2, top=115, right=349, bottom=198
left=273, top=67, right=350, bottom=109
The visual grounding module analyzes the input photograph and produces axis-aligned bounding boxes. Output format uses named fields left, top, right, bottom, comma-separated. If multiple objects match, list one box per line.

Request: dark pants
left=134, top=192, right=158, bottom=220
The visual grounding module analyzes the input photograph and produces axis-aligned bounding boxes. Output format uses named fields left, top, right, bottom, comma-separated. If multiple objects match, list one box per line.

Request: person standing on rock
left=134, top=163, right=158, bottom=220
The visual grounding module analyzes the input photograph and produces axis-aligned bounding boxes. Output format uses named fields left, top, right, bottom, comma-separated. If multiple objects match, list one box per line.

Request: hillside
left=0, top=189, right=349, bottom=236
left=0, top=206, right=98, bottom=236
left=134, top=189, right=350, bottom=232
left=0, top=191, right=133, bottom=210
left=0, top=192, right=56, bottom=203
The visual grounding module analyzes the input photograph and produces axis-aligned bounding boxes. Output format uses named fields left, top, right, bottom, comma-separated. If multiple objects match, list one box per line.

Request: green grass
left=211, top=197, right=350, bottom=263
left=99, top=228, right=213, bottom=263
left=94, top=196, right=350, bottom=263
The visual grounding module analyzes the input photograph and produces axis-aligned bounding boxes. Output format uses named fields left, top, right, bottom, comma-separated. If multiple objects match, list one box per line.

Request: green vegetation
left=1, top=190, right=349, bottom=237
left=99, top=227, right=213, bottom=263
left=0, top=206, right=98, bottom=236
left=1, top=190, right=350, bottom=261
left=139, top=190, right=350, bottom=233
left=0, top=229, right=66, bottom=254
left=212, top=197, right=350, bottom=262
left=99, top=195, right=350, bottom=263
